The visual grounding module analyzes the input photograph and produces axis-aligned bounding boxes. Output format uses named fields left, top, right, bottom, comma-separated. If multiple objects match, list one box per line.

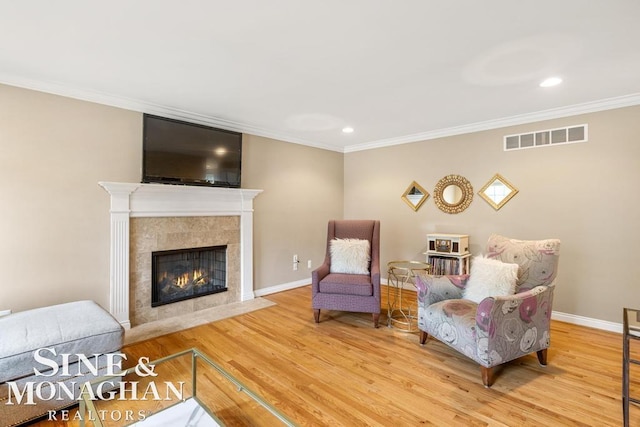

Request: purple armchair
left=416, top=234, right=561, bottom=387
left=312, top=220, right=381, bottom=327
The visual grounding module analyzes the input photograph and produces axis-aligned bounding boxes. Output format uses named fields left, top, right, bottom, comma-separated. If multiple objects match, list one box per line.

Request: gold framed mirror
left=433, top=174, right=473, bottom=214
left=401, top=181, right=429, bottom=211
left=478, top=173, right=519, bottom=210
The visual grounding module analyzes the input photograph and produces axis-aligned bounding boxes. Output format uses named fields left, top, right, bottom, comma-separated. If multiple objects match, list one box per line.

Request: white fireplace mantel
left=99, top=182, right=262, bottom=329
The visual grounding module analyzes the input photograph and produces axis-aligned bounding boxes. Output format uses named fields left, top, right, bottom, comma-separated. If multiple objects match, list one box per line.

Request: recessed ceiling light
left=539, top=77, right=562, bottom=87
left=342, top=127, right=354, bottom=134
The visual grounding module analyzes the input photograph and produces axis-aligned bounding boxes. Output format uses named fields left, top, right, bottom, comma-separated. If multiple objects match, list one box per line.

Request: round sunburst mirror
left=433, top=174, right=473, bottom=214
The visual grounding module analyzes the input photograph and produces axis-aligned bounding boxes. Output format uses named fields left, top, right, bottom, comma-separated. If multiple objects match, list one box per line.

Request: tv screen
left=142, top=114, right=242, bottom=188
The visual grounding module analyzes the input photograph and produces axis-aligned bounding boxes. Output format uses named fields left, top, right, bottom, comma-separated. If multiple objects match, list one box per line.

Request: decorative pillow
left=462, top=256, right=518, bottom=304
left=330, top=238, right=370, bottom=274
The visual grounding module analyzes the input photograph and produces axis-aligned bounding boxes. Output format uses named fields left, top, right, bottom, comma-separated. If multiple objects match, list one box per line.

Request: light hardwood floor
left=32, top=286, right=637, bottom=426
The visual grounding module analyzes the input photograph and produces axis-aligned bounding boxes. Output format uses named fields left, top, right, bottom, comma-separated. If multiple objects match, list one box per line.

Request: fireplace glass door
left=152, top=245, right=227, bottom=307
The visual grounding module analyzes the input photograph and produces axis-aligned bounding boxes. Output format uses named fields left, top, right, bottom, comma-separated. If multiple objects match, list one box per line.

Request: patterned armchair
left=312, top=220, right=381, bottom=327
left=416, top=234, right=561, bottom=387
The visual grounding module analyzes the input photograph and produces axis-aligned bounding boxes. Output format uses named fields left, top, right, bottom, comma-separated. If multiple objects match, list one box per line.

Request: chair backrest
left=325, top=220, right=380, bottom=270
left=485, top=234, right=561, bottom=292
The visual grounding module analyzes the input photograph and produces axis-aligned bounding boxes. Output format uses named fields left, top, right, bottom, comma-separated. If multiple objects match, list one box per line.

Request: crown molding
left=2, top=73, right=639, bottom=155
left=0, top=74, right=343, bottom=153
left=344, top=93, right=640, bottom=153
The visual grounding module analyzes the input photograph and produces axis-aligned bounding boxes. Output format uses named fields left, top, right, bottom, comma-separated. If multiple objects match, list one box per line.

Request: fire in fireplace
left=151, top=245, right=227, bottom=307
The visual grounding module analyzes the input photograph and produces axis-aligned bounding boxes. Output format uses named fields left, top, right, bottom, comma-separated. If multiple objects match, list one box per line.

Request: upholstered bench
left=0, top=300, right=124, bottom=426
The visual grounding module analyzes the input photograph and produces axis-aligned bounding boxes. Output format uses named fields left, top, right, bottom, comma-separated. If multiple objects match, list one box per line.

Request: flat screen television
left=142, top=114, right=242, bottom=188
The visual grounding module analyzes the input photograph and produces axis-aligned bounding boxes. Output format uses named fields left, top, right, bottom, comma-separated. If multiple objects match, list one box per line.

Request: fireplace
left=99, top=182, right=261, bottom=328
left=152, top=246, right=227, bottom=307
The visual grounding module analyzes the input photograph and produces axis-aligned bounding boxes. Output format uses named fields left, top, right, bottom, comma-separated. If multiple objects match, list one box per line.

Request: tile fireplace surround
left=99, top=182, right=262, bottom=329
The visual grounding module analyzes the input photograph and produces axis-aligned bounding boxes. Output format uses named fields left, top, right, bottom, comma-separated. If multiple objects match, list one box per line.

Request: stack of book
left=428, top=256, right=461, bottom=275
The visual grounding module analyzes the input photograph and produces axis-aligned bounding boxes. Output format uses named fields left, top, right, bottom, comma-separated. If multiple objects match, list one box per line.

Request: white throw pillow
left=462, top=256, right=518, bottom=303
left=330, top=238, right=370, bottom=274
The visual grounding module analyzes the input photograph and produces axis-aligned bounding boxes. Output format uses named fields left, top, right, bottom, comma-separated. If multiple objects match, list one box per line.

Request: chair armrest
left=370, top=261, right=381, bottom=299
left=415, top=273, right=470, bottom=306
left=371, top=261, right=381, bottom=284
left=475, top=285, right=555, bottom=362
left=311, top=263, right=330, bottom=292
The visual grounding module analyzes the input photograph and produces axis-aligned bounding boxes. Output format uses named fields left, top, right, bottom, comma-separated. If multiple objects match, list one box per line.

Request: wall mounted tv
left=143, top=114, right=242, bottom=188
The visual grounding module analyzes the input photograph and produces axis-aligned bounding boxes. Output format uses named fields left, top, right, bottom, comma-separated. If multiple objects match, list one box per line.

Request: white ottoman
left=0, top=300, right=124, bottom=426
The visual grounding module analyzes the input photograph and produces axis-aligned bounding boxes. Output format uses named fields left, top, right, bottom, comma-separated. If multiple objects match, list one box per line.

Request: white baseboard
left=551, top=311, right=621, bottom=334
left=255, top=280, right=623, bottom=334
left=254, top=279, right=309, bottom=297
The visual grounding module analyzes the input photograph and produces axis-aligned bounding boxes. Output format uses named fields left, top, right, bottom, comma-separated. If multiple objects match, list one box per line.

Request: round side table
left=387, top=260, right=430, bottom=332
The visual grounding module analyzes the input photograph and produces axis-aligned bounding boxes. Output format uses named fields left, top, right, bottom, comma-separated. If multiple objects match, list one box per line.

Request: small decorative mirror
left=433, top=175, right=473, bottom=214
left=478, top=173, right=519, bottom=210
left=401, top=181, right=429, bottom=211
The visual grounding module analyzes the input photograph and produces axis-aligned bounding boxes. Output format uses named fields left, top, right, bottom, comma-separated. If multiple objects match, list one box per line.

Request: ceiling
left=1, top=1, right=640, bottom=153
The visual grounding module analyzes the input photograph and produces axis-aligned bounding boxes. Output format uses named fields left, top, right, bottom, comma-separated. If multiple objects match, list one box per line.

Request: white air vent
left=504, top=124, right=588, bottom=151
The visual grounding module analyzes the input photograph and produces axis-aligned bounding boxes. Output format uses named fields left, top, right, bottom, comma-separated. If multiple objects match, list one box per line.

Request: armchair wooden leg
left=419, top=331, right=428, bottom=345
left=481, top=366, right=495, bottom=388
left=372, top=313, right=380, bottom=328
left=314, top=309, right=320, bottom=323
left=536, top=349, right=548, bottom=366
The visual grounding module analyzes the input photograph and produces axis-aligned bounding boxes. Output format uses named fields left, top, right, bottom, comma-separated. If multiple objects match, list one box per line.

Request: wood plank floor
left=32, top=286, right=637, bottom=426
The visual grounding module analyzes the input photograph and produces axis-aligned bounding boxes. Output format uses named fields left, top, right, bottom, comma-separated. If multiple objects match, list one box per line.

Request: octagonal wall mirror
left=478, top=173, right=519, bottom=210
left=401, top=181, right=429, bottom=211
left=433, top=174, right=473, bottom=214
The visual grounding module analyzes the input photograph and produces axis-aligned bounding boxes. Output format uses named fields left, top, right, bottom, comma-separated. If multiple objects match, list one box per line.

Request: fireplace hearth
left=152, top=246, right=227, bottom=307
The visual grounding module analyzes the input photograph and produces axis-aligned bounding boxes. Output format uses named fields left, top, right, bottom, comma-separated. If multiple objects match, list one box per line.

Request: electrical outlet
left=307, top=260, right=312, bottom=269
left=293, top=254, right=298, bottom=271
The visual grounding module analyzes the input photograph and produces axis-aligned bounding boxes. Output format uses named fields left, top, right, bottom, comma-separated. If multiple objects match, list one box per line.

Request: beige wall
left=3, top=82, right=638, bottom=324
left=0, top=84, right=141, bottom=312
left=0, top=84, right=344, bottom=313
left=242, top=135, right=344, bottom=289
left=345, top=105, right=640, bottom=323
